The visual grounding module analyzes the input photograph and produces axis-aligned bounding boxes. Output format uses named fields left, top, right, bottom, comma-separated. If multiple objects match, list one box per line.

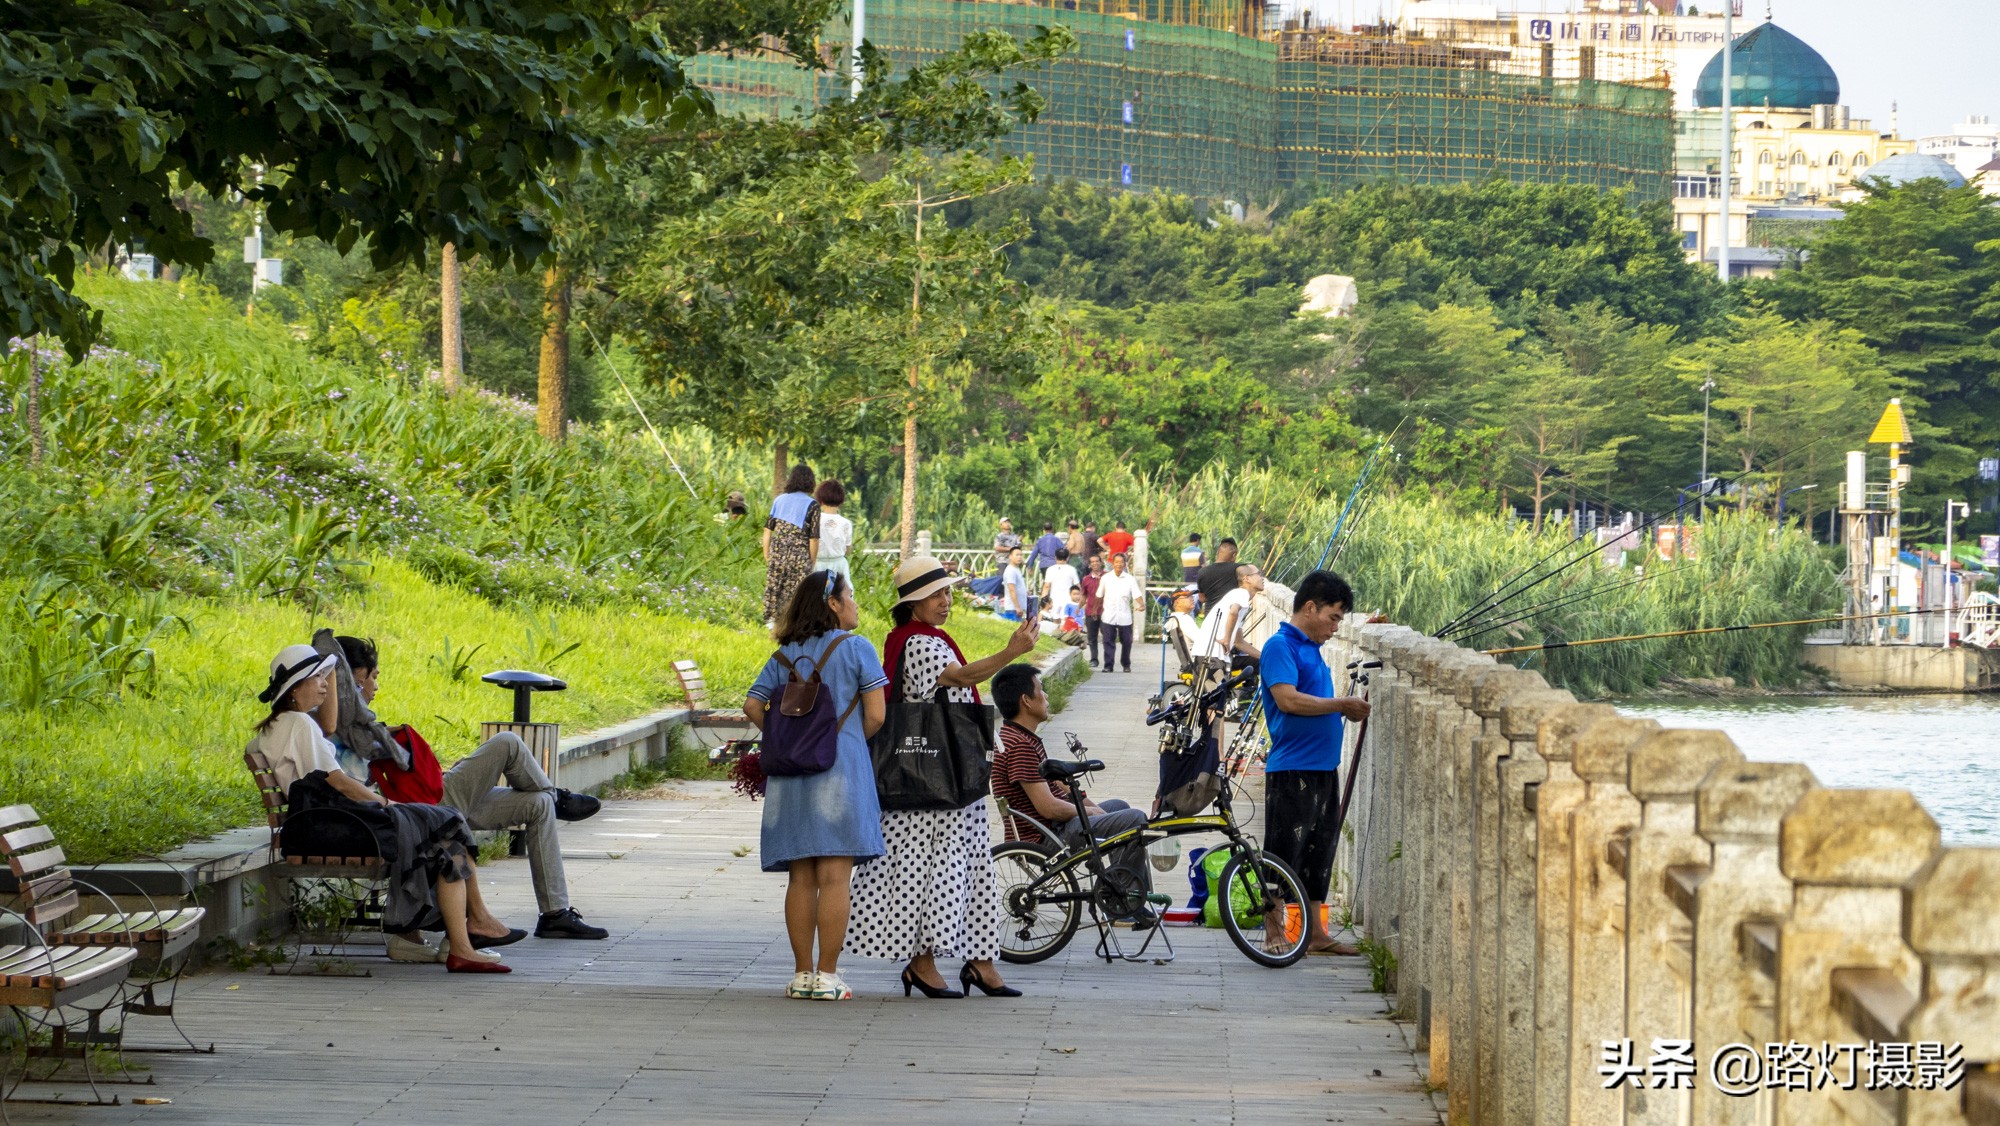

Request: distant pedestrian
left=1259, top=570, right=1371, bottom=957
left=1196, top=537, right=1242, bottom=610
left=744, top=569, right=889, bottom=1000
left=1096, top=552, right=1144, bottom=673
left=1081, top=520, right=1102, bottom=567
left=992, top=518, right=1022, bottom=569
left=1100, top=519, right=1135, bottom=564
left=814, top=480, right=854, bottom=581
left=1000, top=546, right=1030, bottom=622
left=1180, top=533, right=1206, bottom=587
left=1080, top=555, right=1107, bottom=668
left=1058, top=587, right=1088, bottom=644
left=763, top=464, right=822, bottom=626
left=1065, top=519, right=1084, bottom=560
left=1030, top=522, right=1065, bottom=574
left=1039, top=548, right=1080, bottom=621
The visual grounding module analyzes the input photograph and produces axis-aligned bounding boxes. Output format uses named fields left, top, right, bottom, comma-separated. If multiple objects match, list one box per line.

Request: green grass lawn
left=2, top=557, right=1058, bottom=863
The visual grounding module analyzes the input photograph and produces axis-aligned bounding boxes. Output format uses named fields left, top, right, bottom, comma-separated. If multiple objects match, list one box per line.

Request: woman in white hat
left=844, top=557, right=1039, bottom=998
left=252, top=644, right=517, bottom=974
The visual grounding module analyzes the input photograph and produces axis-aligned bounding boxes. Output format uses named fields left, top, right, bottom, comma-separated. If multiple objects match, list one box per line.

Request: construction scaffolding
left=689, top=0, right=1675, bottom=204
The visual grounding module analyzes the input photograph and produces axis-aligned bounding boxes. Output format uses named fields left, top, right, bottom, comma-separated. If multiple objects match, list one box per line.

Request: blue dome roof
left=1861, top=153, right=1968, bottom=189
left=1694, top=22, right=1840, bottom=110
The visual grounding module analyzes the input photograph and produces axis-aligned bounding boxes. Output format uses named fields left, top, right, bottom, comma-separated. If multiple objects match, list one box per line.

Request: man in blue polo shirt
left=1258, top=570, right=1371, bottom=956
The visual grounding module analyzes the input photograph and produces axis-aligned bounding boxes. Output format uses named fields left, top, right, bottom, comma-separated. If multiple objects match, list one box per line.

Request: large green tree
left=1, top=0, right=717, bottom=357
left=1755, top=180, right=2000, bottom=531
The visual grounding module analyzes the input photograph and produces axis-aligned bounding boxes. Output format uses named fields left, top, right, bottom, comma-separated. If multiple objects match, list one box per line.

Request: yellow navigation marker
left=1868, top=398, right=1912, bottom=445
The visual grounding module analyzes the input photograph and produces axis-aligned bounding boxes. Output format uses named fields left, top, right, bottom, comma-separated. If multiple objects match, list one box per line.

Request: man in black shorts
left=1256, top=571, right=1370, bottom=955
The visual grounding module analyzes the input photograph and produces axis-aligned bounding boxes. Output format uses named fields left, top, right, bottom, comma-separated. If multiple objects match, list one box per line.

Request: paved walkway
left=10, top=664, right=1436, bottom=1126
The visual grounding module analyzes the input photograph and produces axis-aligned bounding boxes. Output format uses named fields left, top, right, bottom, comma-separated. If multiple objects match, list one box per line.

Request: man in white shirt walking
left=1039, top=548, right=1080, bottom=623
left=1000, top=546, right=1031, bottom=622
left=1095, top=552, right=1145, bottom=672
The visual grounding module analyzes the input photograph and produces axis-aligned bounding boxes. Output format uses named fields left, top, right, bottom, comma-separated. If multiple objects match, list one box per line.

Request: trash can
left=479, top=669, right=568, bottom=782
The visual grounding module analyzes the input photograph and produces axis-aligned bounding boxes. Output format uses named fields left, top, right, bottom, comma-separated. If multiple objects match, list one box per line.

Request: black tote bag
left=870, top=642, right=996, bottom=812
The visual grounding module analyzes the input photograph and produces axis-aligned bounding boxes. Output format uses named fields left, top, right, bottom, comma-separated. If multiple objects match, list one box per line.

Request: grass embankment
left=0, top=274, right=1048, bottom=862
left=0, top=557, right=1045, bottom=863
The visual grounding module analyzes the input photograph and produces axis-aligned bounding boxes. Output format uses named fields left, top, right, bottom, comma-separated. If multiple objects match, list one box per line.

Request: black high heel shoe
left=959, top=962, right=1023, bottom=998
left=902, top=963, right=964, bottom=999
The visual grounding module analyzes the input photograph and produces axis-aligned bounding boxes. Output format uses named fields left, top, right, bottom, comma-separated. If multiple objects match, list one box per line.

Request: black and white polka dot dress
left=844, top=634, right=1003, bottom=963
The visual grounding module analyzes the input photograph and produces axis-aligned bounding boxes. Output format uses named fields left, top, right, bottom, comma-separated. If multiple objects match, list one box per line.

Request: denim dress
left=748, top=630, right=889, bottom=872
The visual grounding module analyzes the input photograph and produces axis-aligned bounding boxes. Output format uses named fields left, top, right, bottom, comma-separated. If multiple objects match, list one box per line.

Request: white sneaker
left=387, top=934, right=446, bottom=963
left=786, top=971, right=818, bottom=999
left=809, top=972, right=853, bottom=1000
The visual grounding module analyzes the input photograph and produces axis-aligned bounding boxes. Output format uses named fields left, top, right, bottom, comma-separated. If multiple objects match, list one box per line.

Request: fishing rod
left=580, top=320, right=700, bottom=500
left=1448, top=564, right=1687, bottom=645
left=1478, top=608, right=1947, bottom=657
left=1432, top=430, right=1845, bottom=639
left=1310, top=420, right=1404, bottom=577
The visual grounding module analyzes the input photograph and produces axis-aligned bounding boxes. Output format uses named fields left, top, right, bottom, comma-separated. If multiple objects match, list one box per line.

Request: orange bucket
left=1282, top=902, right=1332, bottom=943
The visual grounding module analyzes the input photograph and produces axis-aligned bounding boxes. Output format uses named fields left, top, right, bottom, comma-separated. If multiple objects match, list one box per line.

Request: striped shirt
left=993, top=722, right=1069, bottom=843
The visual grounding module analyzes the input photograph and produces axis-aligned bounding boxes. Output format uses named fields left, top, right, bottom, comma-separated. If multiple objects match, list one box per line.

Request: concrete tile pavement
left=5, top=664, right=1434, bottom=1126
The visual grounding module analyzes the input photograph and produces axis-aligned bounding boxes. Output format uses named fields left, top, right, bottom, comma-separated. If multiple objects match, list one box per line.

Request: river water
left=1619, top=695, right=1998, bottom=843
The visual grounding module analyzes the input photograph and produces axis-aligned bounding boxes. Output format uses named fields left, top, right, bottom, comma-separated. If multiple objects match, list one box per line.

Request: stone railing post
left=1530, top=704, right=1624, bottom=1126
left=1466, top=665, right=1549, bottom=1124
left=1775, top=788, right=1938, bottom=1124
left=1132, top=528, right=1149, bottom=585
left=1623, top=730, right=1743, bottom=1126
left=915, top=529, right=932, bottom=557
left=1690, top=762, right=1817, bottom=1126
left=1902, top=848, right=2000, bottom=1126
left=1495, top=684, right=1576, bottom=1125
left=1431, top=645, right=1497, bottom=1125
left=1566, top=708, right=1652, bottom=1126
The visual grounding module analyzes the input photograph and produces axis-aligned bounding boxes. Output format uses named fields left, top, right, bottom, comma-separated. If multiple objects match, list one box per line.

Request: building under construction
left=692, top=0, right=1677, bottom=203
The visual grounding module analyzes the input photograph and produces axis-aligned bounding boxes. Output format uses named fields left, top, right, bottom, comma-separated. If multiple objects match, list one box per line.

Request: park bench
left=672, top=660, right=758, bottom=766
left=243, top=749, right=389, bottom=960
left=0, top=808, right=143, bottom=1110
left=0, top=805, right=207, bottom=1056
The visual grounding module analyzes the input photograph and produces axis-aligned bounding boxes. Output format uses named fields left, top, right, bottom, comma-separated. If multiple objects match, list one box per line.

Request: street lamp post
left=1777, top=483, right=1818, bottom=534
left=1945, top=499, right=1970, bottom=649
left=1698, top=377, right=1716, bottom=522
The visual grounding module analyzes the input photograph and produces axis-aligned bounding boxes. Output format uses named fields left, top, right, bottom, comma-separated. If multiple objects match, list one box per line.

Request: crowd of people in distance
left=251, top=481, right=1371, bottom=991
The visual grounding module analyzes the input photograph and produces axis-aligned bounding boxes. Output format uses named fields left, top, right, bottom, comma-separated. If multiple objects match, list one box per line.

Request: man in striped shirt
left=990, top=666, right=1150, bottom=890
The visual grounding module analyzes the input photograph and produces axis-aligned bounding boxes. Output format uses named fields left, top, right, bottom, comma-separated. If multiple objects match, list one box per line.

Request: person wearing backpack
left=744, top=569, right=890, bottom=1001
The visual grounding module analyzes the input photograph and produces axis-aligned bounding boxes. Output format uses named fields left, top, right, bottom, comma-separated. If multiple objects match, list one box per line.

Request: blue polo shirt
left=1259, top=621, right=1344, bottom=773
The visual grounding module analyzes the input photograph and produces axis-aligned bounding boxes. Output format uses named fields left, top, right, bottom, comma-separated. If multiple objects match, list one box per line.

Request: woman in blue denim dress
left=745, top=569, right=888, bottom=1001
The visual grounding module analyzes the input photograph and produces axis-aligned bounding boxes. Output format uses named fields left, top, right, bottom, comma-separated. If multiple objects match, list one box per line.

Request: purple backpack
left=761, top=633, right=862, bottom=777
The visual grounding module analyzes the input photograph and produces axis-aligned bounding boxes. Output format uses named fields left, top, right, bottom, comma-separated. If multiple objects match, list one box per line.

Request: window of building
left=1855, top=153, right=1870, bottom=169
left=1790, top=151, right=1807, bottom=166
left=1683, top=230, right=1699, bottom=250
left=1674, top=175, right=1711, bottom=199
left=1759, top=181, right=1774, bottom=196
left=1829, top=152, right=1845, bottom=169
left=1759, top=150, right=1774, bottom=165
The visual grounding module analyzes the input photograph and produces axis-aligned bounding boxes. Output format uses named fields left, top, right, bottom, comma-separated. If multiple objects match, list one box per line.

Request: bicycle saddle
left=1041, top=758, right=1103, bottom=782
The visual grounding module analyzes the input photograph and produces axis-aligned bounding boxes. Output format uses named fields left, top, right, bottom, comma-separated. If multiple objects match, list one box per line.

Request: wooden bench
left=0, top=815, right=141, bottom=1108
left=0, top=805, right=207, bottom=1054
left=671, top=660, right=758, bottom=765
left=244, top=749, right=389, bottom=960
left=0, top=921, right=138, bottom=1107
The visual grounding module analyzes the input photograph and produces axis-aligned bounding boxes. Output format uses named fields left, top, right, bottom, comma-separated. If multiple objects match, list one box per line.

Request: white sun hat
left=260, top=644, right=338, bottom=704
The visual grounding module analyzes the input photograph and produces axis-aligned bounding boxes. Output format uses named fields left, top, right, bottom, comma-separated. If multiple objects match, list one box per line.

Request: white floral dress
left=844, top=634, right=1003, bottom=962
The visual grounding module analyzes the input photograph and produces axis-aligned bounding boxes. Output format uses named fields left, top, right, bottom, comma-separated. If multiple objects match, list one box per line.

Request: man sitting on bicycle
left=990, top=664, right=1155, bottom=921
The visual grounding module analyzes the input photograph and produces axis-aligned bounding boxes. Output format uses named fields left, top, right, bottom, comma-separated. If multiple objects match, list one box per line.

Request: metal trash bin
left=479, top=669, right=568, bottom=782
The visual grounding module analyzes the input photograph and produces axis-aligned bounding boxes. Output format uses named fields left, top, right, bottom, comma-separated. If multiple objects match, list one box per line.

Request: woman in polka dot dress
left=846, top=555, right=1041, bottom=998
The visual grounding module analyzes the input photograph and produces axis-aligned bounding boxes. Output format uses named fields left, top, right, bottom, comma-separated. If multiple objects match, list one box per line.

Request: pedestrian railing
left=1326, top=620, right=1998, bottom=1126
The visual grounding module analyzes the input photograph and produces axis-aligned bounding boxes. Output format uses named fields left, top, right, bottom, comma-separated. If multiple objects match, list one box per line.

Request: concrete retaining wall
left=1325, top=619, right=2000, bottom=1126
left=1805, top=642, right=2000, bottom=692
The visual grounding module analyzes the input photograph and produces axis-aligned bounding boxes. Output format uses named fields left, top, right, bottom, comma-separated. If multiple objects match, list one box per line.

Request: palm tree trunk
left=440, top=242, right=464, bottom=392
left=537, top=266, right=571, bottom=443
left=773, top=442, right=790, bottom=498
left=898, top=402, right=918, bottom=560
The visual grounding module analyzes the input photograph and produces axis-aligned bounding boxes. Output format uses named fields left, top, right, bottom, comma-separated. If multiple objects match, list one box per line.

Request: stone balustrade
left=1320, top=617, right=1999, bottom=1126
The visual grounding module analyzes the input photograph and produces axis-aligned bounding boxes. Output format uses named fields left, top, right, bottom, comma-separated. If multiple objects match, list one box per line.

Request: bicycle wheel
left=1216, top=849, right=1310, bottom=967
left=993, top=840, right=1082, bottom=964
